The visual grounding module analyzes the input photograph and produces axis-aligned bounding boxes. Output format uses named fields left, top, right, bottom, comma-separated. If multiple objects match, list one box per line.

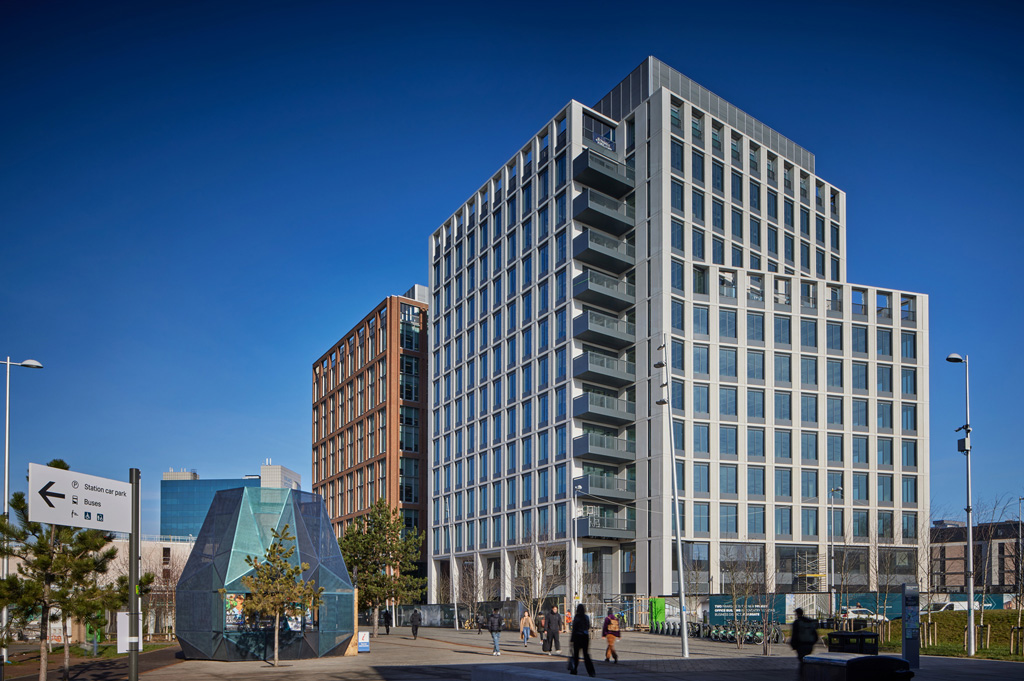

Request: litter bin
left=827, top=631, right=879, bottom=655
left=846, top=655, right=913, bottom=681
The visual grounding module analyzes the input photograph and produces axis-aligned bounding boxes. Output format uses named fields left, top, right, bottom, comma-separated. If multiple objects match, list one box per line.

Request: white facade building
left=427, top=57, right=929, bottom=606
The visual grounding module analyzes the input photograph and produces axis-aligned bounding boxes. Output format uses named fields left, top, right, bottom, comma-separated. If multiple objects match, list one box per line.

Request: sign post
left=27, top=464, right=132, bottom=532
left=128, top=468, right=140, bottom=681
left=902, top=583, right=920, bottom=669
left=26, top=464, right=139, bottom=678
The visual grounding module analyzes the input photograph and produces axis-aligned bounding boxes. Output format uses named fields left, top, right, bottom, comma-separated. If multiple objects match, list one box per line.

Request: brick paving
left=135, top=626, right=1023, bottom=681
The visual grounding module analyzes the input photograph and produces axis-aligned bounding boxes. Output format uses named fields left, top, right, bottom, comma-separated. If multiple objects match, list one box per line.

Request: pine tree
left=239, top=525, right=323, bottom=667
left=338, top=498, right=424, bottom=637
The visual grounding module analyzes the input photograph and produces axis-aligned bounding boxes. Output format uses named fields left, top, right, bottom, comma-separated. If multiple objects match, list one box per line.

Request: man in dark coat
left=543, top=605, right=562, bottom=654
left=410, top=609, right=422, bottom=640
left=790, top=608, right=818, bottom=677
left=487, top=607, right=503, bottom=655
left=383, top=609, right=392, bottom=635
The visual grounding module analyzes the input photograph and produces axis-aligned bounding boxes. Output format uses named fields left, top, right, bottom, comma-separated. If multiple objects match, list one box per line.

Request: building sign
left=708, top=594, right=787, bottom=624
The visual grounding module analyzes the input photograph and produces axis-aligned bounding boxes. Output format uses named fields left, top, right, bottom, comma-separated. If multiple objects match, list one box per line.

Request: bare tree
left=435, top=569, right=453, bottom=607
left=971, top=495, right=1012, bottom=627
left=510, top=544, right=565, bottom=622
left=719, top=543, right=767, bottom=649
left=142, top=547, right=188, bottom=637
left=457, top=559, right=482, bottom=628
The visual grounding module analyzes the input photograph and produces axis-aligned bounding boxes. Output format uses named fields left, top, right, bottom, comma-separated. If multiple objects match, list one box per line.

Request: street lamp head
left=653, top=361, right=667, bottom=368
left=945, top=353, right=964, bottom=364
left=19, top=360, right=43, bottom=369
left=655, top=399, right=669, bottom=406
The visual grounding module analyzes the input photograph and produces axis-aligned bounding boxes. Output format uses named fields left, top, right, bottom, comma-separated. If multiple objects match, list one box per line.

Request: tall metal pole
left=963, top=357, right=975, bottom=657
left=129, top=468, right=141, bottom=680
left=3, top=358, right=11, bottom=666
left=3, top=357, right=43, bottom=665
left=1017, top=497, right=1022, bottom=629
left=828, top=490, right=834, bottom=616
left=658, top=336, right=689, bottom=658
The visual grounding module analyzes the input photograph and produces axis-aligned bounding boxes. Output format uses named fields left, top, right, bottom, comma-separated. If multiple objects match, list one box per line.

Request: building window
left=801, top=508, right=818, bottom=536
left=901, top=440, right=918, bottom=467
left=902, top=476, right=917, bottom=503
left=720, top=465, right=738, bottom=494
left=775, top=507, right=792, bottom=535
left=852, top=473, right=869, bottom=501
left=775, top=468, right=792, bottom=497
left=877, top=475, right=893, bottom=502
left=775, top=430, right=791, bottom=459
left=694, top=503, right=710, bottom=533
left=720, top=504, right=738, bottom=534
left=748, top=428, right=765, bottom=457
left=694, top=463, right=710, bottom=492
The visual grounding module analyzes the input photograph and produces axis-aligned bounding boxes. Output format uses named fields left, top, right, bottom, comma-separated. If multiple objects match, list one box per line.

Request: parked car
left=923, top=601, right=991, bottom=613
left=840, top=606, right=888, bottom=622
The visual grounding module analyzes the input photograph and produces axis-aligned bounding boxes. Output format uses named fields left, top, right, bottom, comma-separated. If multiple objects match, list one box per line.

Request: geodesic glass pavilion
left=175, top=487, right=355, bottom=660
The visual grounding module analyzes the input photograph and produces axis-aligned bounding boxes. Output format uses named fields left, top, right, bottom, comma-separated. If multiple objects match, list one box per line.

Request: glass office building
left=426, top=57, right=929, bottom=606
left=160, top=477, right=260, bottom=538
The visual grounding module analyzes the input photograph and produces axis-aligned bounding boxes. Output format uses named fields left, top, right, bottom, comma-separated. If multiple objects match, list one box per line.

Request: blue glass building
left=160, top=478, right=261, bottom=538
left=176, top=487, right=355, bottom=660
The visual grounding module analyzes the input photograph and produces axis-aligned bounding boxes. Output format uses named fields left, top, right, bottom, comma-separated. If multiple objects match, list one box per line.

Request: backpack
left=607, top=617, right=620, bottom=633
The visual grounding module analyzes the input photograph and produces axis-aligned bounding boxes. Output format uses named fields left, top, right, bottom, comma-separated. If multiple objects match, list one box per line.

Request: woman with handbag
left=519, top=610, right=536, bottom=647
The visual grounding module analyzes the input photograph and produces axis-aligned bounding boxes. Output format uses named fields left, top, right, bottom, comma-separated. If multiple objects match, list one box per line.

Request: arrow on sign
left=38, top=481, right=65, bottom=508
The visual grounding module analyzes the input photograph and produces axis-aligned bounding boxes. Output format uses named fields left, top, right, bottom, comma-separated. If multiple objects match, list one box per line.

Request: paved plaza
left=133, top=626, right=1023, bottom=681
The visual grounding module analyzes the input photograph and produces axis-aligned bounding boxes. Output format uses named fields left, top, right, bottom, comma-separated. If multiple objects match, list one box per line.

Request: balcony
left=573, top=433, right=636, bottom=464
left=572, top=148, right=635, bottom=198
left=573, top=271, right=635, bottom=312
left=573, top=188, right=635, bottom=236
left=573, top=393, right=635, bottom=426
left=573, top=311, right=635, bottom=350
left=573, top=229, right=635, bottom=274
left=573, top=474, right=636, bottom=504
left=573, top=353, right=635, bottom=388
left=575, top=515, right=636, bottom=541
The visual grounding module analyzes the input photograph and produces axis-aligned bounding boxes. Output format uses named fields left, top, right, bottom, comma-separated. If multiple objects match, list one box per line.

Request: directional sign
left=28, top=463, right=132, bottom=532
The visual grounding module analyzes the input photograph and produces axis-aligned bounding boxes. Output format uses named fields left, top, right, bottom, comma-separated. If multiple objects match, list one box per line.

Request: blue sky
left=1, top=0, right=1021, bottom=534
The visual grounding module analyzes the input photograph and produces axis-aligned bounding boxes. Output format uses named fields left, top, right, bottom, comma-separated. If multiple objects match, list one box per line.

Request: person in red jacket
left=601, top=608, right=621, bottom=663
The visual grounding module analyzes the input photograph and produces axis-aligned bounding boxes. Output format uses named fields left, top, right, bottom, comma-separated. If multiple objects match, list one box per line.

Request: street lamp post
left=655, top=335, right=689, bottom=658
left=946, top=353, right=975, bottom=656
left=2, top=356, right=43, bottom=664
left=828, top=487, right=843, bottom=618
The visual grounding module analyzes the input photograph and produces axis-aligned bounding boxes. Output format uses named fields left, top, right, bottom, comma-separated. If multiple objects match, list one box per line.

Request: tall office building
left=427, top=57, right=929, bottom=605
left=311, top=286, right=430, bottom=549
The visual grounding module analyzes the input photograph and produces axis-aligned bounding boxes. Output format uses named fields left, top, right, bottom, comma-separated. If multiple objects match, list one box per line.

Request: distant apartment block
left=931, top=520, right=1021, bottom=596
left=311, top=286, right=429, bottom=547
left=427, top=57, right=929, bottom=605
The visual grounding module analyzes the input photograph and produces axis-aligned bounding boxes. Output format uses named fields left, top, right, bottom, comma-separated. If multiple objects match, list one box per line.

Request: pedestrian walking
left=542, top=605, right=562, bottom=654
left=519, top=610, right=536, bottom=647
left=383, top=609, right=392, bottom=635
left=601, top=608, right=620, bottom=663
left=488, top=607, right=504, bottom=656
left=477, top=612, right=485, bottom=635
left=790, top=608, right=818, bottom=679
left=568, top=603, right=595, bottom=677
left=410, top=608, right=422, bottom=640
